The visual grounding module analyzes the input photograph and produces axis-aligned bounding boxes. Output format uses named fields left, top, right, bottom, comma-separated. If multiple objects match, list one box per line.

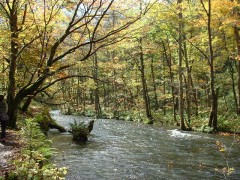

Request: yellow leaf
left=219, top=148, right=225, bottom=152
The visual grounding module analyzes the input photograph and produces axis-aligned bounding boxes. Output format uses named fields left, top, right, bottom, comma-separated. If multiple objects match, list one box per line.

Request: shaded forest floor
left=0, top=130, right=21, bottom=178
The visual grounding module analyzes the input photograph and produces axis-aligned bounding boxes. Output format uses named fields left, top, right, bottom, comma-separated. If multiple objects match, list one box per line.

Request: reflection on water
left=48, top=110, right=240, bottom=180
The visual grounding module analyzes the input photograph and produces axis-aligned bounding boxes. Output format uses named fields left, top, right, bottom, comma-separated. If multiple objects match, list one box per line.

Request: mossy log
left=48, top=122, right=67, bottom=133
left=27, top=106, right=67, bottom=133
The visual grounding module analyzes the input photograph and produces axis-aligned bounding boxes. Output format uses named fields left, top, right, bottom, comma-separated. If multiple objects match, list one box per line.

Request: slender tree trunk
left=178, top=0, right=186, bottom=130
left=163, top=78, right=166, bottom=115
left=93, top=52, right=101, bottom=118
left=76, top=69, right=81, bottom=108
left=183, top=40, right=191, bottom=124
left=83, top=77, right=86, bottom=112
left=151, top=57, right=159, bottom=110
left=60, top=81, right=66, bottom=112
left=113, top=62, right=118, bottom=117
left=162, top=39, right=178, bottom=124
left=200, top=0, right=218, bottom=130
left=230, top=61, right=238, bottom=114
left=234, top=26, right=240, bottom=114
left=139, top=38, right=153, bottom=123
left=111, top=10, right=119, bottom=118
left=190, top=74, right=199, bottom=116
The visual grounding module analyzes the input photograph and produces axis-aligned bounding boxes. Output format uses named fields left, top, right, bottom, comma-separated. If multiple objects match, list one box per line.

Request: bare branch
left=35, top=75, right=103, bottom=95
left=200, top=0, right=209, bottom=16
left=17, top=34, right=42, bottom=58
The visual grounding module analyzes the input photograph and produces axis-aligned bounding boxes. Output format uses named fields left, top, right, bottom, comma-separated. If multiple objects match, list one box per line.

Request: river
left=48, top=110, right=240, bottom=180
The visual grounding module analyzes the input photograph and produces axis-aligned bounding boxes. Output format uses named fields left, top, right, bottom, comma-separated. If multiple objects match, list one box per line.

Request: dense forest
left=0, top=0, right=240, bottom=132
left=1, top=0, right=240, bottom=179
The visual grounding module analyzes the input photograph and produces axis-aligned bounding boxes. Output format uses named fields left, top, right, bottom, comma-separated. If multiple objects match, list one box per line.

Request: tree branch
left=0, top=1, right=10, bottom=18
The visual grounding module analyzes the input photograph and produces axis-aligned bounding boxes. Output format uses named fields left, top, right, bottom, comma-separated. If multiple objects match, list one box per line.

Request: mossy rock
left=69, top=120, right=94, bottom=142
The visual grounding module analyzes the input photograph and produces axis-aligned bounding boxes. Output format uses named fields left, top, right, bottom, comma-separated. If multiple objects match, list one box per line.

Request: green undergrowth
left=64, top=106, right=173, bottom=125
left=217, top=114, right=240, bottom=133
left=61, top=105, right=240, bottom=133
left=189, top=112, right=240, bottom=133
left=71, top=108, right=161, bottom=124
left=7, top=118, right=67, bottom=180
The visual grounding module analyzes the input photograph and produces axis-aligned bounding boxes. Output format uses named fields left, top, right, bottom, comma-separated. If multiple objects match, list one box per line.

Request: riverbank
left=0, top=130, right=21, bottom=178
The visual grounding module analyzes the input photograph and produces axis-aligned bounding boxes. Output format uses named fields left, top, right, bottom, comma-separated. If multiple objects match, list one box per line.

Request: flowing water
left=48, top=110, right=240, bottom=180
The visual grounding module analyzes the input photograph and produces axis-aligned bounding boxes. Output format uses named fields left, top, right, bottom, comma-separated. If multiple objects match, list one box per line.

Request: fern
left=12, top=118, right=67, bottom=179
left=69, top=120, right=90, bottom=141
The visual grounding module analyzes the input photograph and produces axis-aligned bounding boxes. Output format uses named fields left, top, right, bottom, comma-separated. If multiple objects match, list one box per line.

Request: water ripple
left=49, top=110, right=240, bottom=180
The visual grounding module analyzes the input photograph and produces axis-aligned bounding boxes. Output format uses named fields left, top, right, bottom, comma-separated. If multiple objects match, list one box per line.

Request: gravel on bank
left=0, top=130, right=21, bottom=178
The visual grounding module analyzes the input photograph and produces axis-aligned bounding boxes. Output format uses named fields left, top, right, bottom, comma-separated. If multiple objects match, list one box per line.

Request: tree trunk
left=229, top=60, right=238, bottom=114
left=190, top=74, right=199, bottom=116
left=234, top=26, right=240, bottom=114
left=162, top=39, right=178, bottom=124
left=139, top=38, right=153, bottom=122
left=21, top=96, right=33, bottom=112
left=202, top=0, right=218, bottom=130
left=183, top=40, right=191, bottom=124
left=163, top=79, right=166, bottom=115
left=113, top=64, right=118, bottom=117
left=7, top=2, right=19, bottom=128
left=76, top=69, right=81, bottom=108
left=93, top=52, right=101, bottom=118
left=209, top=88, right=219, bottom=129
left=178, top=0, right=186, bottom=130
left=7, top=101, right=19, bottom=128
left=208, top=3, right=218, bottom=131
left=151, top=57, right=159, bottom=110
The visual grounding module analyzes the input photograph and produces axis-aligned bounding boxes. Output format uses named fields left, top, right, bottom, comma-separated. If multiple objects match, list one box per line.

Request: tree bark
left=162, top=39, right=178, bottom=124
left=200, top=0, right=218, bottom=130
left=21, top=96, right=33, bottom=112
left=151, top=57, right=159, bottom=110
left=234, top=26, right=240, bottom=114
left=178, top=0, right=186, bottom=130
left=7, top=1, right=19, bottom=128
left=229, top=60, right=238, bottom=114
left=183, top=40, right=191, bottom=124
left=93, top=52, right=101, bottom=118
left=139, top=38, right=153, bottom=122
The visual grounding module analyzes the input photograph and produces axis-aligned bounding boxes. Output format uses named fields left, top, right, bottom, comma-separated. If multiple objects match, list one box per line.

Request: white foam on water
left=168, top=129, right=201, bottom=139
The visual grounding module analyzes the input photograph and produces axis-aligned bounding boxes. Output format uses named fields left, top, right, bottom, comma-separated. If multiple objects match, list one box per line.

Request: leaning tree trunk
left=21, top=96, right=34, bottom=112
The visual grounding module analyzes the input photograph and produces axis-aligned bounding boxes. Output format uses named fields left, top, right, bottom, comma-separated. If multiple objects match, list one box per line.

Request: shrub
left=12, top=118, right=67, bottom=179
